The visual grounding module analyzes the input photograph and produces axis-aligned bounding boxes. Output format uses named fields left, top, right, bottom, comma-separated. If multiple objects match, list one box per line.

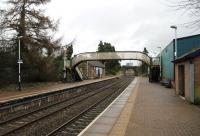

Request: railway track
left=0, top=76, right=133, bottom=136
left=46, top=77, right=133, bottom=136
left=0, top=78, right=116, bottom=120
left=0, top=78, right=118, bottom=125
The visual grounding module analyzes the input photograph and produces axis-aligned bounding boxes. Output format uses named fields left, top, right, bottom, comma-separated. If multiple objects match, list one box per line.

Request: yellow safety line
left=108, top=78, right=140, bottom=136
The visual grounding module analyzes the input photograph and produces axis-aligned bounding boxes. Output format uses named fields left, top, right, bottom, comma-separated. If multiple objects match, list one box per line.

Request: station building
left=160, top=34, right=200, bottom=88
left=78, top=61, right=105, bottom=79
left=173, top=48, right=200, bottom=104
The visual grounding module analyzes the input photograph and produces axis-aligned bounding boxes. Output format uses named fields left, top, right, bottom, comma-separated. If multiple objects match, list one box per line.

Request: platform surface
left=79, top=77, right=200, bottom=136
left=0, top=76, right=116, bottom=103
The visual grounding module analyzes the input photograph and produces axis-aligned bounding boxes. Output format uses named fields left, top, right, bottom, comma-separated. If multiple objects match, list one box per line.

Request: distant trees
left=0, top=0, right=62, bottom=86
left=97, top=41, right=121, bottom=75
left=143, top=47, right=149, bottom=55
left=140, top=47, right=149, bottom=74
left=54, top=42, right=74, bottom=82
left=98, top=41, right=116, bottom=52
left=66, top=43, right=73, bottom=60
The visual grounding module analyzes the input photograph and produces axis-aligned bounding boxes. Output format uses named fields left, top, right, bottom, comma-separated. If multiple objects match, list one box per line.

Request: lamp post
left=157, top=46, right=162, bottom=80
left=170, top=25, right=178, bottom=89
left=17, top=36, right=23, bottom=91
left=62, top=46, right=67, bottom=81
left=170, top=25, right=177, bottom=59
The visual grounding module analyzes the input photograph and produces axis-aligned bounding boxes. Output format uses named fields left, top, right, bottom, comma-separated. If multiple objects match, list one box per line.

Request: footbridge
left=71, top=51, right=152, bottom=68
left=69, top=51, right=152, bottom=80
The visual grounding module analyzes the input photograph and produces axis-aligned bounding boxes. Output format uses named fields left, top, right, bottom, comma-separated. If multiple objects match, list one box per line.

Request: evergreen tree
left=0, top=0, right=61, bottom=84
left=140, top=47, right=149, bottom=74
left=66, top=44, right=73, bottom=60
left=143, top=47, right=149, bottom=55
left=1, top=0, right=60, bottom=55
left=97, top=41, right=121, bottom=75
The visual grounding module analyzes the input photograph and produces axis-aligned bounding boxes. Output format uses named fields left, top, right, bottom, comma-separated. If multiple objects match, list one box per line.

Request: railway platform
left=79, top=77, right=200, bottom=136
left=0, top=76, right=117, bottom=103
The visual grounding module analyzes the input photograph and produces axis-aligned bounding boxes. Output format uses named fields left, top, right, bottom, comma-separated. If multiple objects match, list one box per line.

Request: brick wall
left=78, top=62, right=105, bottom=79
left=88, top=65, right=95, bottom=79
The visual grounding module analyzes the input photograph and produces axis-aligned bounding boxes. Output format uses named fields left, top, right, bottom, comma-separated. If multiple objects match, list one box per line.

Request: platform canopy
left=71, top=51, right=152, bottom=68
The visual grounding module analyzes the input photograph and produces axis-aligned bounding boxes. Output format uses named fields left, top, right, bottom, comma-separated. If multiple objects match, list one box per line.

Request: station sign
left=17, top=60, right=23, bottom=64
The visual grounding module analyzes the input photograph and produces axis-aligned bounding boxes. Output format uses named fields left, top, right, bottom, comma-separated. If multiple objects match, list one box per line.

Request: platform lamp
left=157, top=46, right=162, bottom=80
left=62, top=46, right=67, bottom=81
left=170, top=25, right=177, bottom=59
left=17, top=36, right=23, bottom=91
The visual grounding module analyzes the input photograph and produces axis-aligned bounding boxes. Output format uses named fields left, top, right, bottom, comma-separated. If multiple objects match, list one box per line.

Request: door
left=178, top=65, right=185, bottom=97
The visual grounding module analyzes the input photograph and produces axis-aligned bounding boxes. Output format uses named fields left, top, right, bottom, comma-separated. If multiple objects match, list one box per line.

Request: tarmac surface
left=79, top=77, right=200, bottom=136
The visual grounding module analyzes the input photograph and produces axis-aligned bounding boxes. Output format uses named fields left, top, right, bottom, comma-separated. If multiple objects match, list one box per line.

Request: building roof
left=88, top=61, right=105, bottom=68
left=176, top=33, right=200, bottom=41
left=159, top=34, right=200, bottom=56
left=172, top=48, right=200, bottom=63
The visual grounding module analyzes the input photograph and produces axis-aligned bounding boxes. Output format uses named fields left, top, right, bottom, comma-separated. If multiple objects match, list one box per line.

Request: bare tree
left=174, top=0, right=200, bottom=27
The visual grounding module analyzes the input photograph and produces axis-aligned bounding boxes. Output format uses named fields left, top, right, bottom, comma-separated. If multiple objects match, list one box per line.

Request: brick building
left=173, top=48, right=200, bottom=104
left=78, top=61, right=105, bottom=79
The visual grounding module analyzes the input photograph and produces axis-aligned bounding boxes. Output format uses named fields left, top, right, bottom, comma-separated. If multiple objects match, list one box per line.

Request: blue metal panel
left=161, top=41, right=174, bottom=80
left=161, top=34, right=200, bottom=81
left=177, top=35, right=200, bottom=57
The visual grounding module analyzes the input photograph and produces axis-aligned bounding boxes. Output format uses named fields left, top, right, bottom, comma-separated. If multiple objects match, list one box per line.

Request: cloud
left=1, top=0, right=199, bottom=55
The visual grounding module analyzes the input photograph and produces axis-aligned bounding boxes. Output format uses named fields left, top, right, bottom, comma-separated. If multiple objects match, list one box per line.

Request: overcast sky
left=44, top=0, right=200, bottom=56
left=1, top=0, right=199, bottom=57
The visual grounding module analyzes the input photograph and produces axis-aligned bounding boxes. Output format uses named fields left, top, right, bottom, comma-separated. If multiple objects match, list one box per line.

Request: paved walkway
left=80, top=77, right=200, bottom=136
left=0, top=76, right=116, bottom=103
left=125, top=77, right=200, bottom=136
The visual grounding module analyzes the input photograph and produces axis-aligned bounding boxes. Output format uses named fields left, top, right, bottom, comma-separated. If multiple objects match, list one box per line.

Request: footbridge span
left=69, top=51, right=152, bottom=80
left=71, top=51, right=152, bottom=68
